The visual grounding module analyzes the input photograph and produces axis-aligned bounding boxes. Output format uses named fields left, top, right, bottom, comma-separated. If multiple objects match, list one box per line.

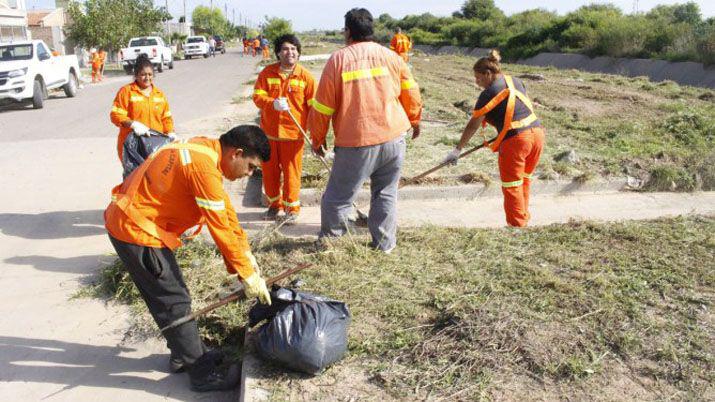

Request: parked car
left=0, top=39, right=80, bottom=109
left=184, top=36, right=210, bottom=59
left=119, top=36, right=173, bottom=74
left=213, top=35, right=226, bottom=54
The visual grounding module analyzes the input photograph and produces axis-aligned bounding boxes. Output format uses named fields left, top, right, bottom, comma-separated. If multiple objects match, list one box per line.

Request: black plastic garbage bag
left=249, top=287, right=350, bottom=375
left=122, top=130, right=172, bottom=179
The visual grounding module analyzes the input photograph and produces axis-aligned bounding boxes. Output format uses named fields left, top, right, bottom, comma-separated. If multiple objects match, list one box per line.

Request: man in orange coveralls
left=389, top=27, right=412, bottom=62
left=307, top=8, right=422, bottom=252
left=253, top=33, right=316, bottom=223
left=104, top=125, right=272, bottom=392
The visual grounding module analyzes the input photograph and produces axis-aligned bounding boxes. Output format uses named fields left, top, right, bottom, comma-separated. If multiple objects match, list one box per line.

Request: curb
left=240, top=331, right=271, bottom=402
left=228, top=178, right=629, bottom=208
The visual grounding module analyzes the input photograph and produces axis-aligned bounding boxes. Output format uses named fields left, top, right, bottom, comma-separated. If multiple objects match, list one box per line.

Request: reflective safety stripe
left=282, top=200, right=300, bottom=207
left=195, top=197, right=225, bottom=211
left=267, top=78, right=281, bottom=86
left=502, top=179, right=524, bottom=188
left=401, top=79, right=416, bottom=90
left=289, top=79, right=306, bottom=88
left=152, top=97, right=165, bottom=103
left=312, top=100, right=335, bottom=116
left=510, top=113, right=537, bottom=129
left=130, top=95, right=145, bottom=102
left=111, top=106, right=128, bottom=115
left=111, top=194, right=118, bottom=202
left=254, top=89, right=268, bottom=96
left=179, top=148, right=192, bottom=165
left=164, top=111, right=172, bottom=117
left=307, top=98, right=315, bottom=107
left=341, top=66, right=389, bottom=83
left=523, top=172, right=534, bottom=180
left=266, top=194, right=280, bottom=203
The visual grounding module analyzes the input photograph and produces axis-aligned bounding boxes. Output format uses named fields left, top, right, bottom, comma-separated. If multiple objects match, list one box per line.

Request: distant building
left=27, top=8, right=70, bottom=54
left=0, top=0, right=29, bottom=42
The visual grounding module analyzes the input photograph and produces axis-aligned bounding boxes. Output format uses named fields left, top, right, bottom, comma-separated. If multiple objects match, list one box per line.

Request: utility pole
left=183, top=0, right=186, bottom=34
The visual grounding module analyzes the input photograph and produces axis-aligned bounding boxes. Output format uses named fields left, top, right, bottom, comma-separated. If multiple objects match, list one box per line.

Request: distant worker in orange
left=307, top=8, right=422, bottom=252
left=253, top=34, right=316, bottom=223
left=260, top=36, right=270, bottom=60
left=243, top=37, right=250, bottom=56
left=90, top=47, right=102, bottom=83
left=389, top=27, right=411, bottom=62
left=104, top=125, right=272, bottom=392
left=252, top=37, right=261, bottom=57
left=98, top=47, right=107, bottom=81
left=442, top=50, right=545, bottom=227
left=110, top=55, right=175, bottom=162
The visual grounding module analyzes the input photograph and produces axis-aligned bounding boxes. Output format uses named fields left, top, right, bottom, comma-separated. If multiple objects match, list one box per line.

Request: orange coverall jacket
left=390, top=33, right=411, bottom=55
left=252, top=63, right=316, bottom=140
left=104, top=137, right=255, bottom=279
left=307, top=41, right=422, bottom=148
left=110, top=82, right=174, bottom=160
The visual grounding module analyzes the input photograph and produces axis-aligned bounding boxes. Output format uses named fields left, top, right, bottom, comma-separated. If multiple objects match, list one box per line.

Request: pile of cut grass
left=85, top=216, right=714, bottom=399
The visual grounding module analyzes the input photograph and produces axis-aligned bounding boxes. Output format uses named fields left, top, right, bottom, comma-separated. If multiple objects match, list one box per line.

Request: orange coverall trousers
left=262, top=46, right=270, bottom=60
left=262, top=139, right=304, bottom=213
left=497, top=127, right=545, bottom=227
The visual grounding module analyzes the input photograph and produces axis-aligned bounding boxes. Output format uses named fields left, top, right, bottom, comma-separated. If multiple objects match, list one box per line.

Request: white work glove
left=272, top=97, right=290, bottom=111
left=243, top=272, right=271, bottom=305
left=167, top=132, right=177, bottom=141
left=442, top=148, right=461, bottom=165
left=130, top=121, right=150, bottom=136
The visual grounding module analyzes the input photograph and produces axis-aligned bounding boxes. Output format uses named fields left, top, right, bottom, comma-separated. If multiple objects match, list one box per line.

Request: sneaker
left=263, top=207, right=280, bottom=221
left=282, top=212, right=299, bottom=225
left=190, top=363, right=240, bottom=392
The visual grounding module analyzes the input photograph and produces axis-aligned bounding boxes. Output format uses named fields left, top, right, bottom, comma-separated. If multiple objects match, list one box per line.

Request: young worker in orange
left=442, top=50, right=545, bottom=227
left=110, top=55, right=176, bottom=162
left=307, top=8, right=422, bottom=252
left=243, top=37, right=249, bottom=56
left=104, top=125, right=272, bottom=392
left=389, top=27, right=411, bottom=62
left=260, top=36, right=270, bottom=60
left=253, top=34, right=316, bottom=223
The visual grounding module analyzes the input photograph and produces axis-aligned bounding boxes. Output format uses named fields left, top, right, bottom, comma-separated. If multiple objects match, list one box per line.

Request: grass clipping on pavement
left=86, top=216, right=714, bottom=399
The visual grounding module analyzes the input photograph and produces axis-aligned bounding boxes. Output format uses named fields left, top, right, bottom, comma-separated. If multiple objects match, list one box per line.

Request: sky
left=25, top=0, right=715, bottom=31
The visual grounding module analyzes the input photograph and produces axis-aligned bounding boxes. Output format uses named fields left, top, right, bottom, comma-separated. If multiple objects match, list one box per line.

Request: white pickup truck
left=183, top=36, right=210, bottom=59
left=119, top=36, right=173, bottom=74
left=0, top=39, right=80, bottom=109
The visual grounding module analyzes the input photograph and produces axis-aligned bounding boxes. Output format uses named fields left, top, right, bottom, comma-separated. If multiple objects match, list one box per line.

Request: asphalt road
left=0, top=47, right=255, bottom=142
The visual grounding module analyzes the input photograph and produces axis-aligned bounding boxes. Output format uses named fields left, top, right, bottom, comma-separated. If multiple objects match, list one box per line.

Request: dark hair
left=473, top=49, right=502, bottom=75
left=133, top=54, right=154, bottom=77
left=274, top=33, right=301, bottom=58
left=219, top=125, right=270, bottom=162
left=344, top=8, right=374, bottom=42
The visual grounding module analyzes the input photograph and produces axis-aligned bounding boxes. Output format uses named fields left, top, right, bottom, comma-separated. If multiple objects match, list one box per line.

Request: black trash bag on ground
left=249, top=286, right=350, bottom=375
left=122, top=130, right=172, bottom=179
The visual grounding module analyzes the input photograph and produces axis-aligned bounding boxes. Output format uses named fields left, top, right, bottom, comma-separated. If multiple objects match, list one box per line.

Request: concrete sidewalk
left=237, top=190, right=715, bottom=238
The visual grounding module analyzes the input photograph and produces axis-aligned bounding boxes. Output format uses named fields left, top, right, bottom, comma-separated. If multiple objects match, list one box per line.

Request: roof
left=27, top=11, right=51, bottom=26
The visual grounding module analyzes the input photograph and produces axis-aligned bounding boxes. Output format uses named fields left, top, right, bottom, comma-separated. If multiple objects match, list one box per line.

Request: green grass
left=409, top=54, right=715, bottom=190
left=82, top=216, right=715, bottom=399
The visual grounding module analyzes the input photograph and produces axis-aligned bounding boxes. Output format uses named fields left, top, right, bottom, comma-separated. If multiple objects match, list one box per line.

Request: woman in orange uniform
left=110, top=55, right=176, bottom=162
left=443, top=50, right=545, bottom=227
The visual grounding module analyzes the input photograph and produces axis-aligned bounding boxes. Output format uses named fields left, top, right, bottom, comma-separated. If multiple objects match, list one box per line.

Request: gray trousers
left=108, top=235, right=206, bottom=371
left=320, top=135, right=406, bottom=251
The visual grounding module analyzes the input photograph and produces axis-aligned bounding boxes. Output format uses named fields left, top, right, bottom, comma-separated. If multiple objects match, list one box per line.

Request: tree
left=261, top=17, right=292, bottom=42
left=66, top=0, right=167, bottom=50
left=460, top=0, right=504, bottom=21
left=192, top=6, right=230, bottom=36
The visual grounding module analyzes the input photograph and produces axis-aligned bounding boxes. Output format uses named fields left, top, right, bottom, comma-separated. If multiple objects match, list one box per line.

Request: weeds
left=83, top=216, right=715, bottom=399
